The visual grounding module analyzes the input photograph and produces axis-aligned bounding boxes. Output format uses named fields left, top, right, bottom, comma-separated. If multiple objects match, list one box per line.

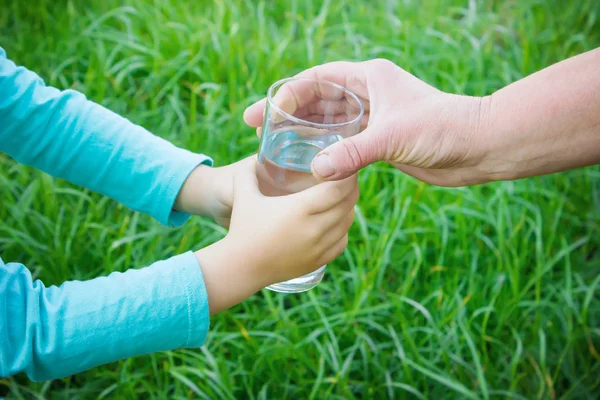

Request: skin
left=243, top=48, right=600, bottom=187
left=175, top=156, right=358, bottom=314
left=175, top=47, right=599, bottom=314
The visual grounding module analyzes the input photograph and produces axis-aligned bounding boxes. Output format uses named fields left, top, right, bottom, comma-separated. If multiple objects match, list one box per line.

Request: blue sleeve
left=0, top=252, right=210, bottom=381
left=0, top=47, right=212, bottom=227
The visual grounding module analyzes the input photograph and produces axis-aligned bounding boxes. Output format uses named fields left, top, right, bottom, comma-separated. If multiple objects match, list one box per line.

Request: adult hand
left=244, top=59, right=490, bottom=187
left=246, top=49, right=600, bottom=186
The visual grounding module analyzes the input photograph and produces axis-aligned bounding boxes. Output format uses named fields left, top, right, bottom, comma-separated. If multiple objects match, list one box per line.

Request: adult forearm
left=481, top=48, right=600, bottom=181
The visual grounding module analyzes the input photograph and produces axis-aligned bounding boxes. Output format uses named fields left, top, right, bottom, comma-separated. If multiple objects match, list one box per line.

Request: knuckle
left=369, top=58, right=396, bottom=70
left=297, top=196, right=314, bottom=214
left=307, top=224, right=322, bottom=242
left=338, top=139, right=364, bottom=171
left=327, top=184, right=344, bottom=201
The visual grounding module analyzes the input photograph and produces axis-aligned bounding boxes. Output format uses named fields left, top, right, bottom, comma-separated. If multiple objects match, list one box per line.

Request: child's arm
left=0, top=46, right=209, bottom=227
left=0, top=252, right=209, bottom=381
left=1, top=158, right=359, bottom=381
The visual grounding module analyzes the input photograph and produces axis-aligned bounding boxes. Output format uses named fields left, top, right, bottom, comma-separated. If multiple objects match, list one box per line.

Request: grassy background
left=1, top=0, right=600, bottom=398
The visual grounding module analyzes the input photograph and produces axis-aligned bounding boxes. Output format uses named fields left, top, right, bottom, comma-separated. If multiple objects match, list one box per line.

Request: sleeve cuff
left=1, top=251, right=211, bottom=381
left=159, top=152, right=213, bottom=227
left=174, top=251, right=211, bottom=347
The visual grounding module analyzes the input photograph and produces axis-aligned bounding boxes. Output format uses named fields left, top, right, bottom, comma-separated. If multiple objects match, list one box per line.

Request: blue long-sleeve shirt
left=0, top=47, right=212, bottom=380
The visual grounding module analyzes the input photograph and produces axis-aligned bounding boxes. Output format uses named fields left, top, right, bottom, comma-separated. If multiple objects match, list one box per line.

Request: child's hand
left=174, top=157, right=254, bottom=227
left=194, top=157, right=358, bottom=314
left=229, top=157, right=358, bottom=284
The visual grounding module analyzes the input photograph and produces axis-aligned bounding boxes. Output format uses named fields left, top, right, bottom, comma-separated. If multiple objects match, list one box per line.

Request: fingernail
left=312, top=154, right=336, bottom=178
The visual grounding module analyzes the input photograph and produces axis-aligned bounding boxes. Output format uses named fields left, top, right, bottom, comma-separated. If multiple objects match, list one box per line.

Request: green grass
left=1, top=0, right=600, bottom=398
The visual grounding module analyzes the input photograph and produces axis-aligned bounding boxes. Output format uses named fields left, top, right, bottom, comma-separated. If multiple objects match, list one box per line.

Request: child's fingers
left=307, top=177, right=359, bottom=215
left=319, top=205, right=355, bottom=243
left=340, top=208, right=356, bottom=233
left=324, top=190, right=357, bottom=227
left=298, top=174, right=358, bottom=214
left=318, top=234, right=349, bottom=266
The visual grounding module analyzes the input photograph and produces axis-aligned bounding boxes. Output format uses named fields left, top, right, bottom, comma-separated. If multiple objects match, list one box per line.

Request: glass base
left=266, top=265, right=326, bottom=293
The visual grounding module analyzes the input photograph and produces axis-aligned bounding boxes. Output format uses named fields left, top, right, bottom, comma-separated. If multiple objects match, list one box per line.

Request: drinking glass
left=256, top=77, right=364, bottom=293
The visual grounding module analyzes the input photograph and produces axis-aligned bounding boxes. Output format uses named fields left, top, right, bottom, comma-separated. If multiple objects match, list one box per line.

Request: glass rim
left=266, top=77, right=365, bottom=129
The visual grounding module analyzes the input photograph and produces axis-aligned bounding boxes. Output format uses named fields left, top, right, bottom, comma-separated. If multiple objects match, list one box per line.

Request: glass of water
left=256, top=77, right=364, bottom=293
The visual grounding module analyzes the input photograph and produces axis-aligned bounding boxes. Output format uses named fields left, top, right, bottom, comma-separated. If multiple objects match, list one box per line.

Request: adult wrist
left=445, top=93, right=503, bottom=184
left=469, top=92, right=522, bottom=183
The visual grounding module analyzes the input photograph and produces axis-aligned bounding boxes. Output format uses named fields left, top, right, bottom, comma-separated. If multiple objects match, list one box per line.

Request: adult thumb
left=311, top=129, right=384, bottom=181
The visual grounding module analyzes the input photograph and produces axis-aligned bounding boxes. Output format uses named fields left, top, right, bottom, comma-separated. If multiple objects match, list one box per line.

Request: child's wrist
left=220, top=235, right=271, bottom=287
left=175, top=164, right=217, bottom=216
left=194, top=237, right=266, bottom=315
